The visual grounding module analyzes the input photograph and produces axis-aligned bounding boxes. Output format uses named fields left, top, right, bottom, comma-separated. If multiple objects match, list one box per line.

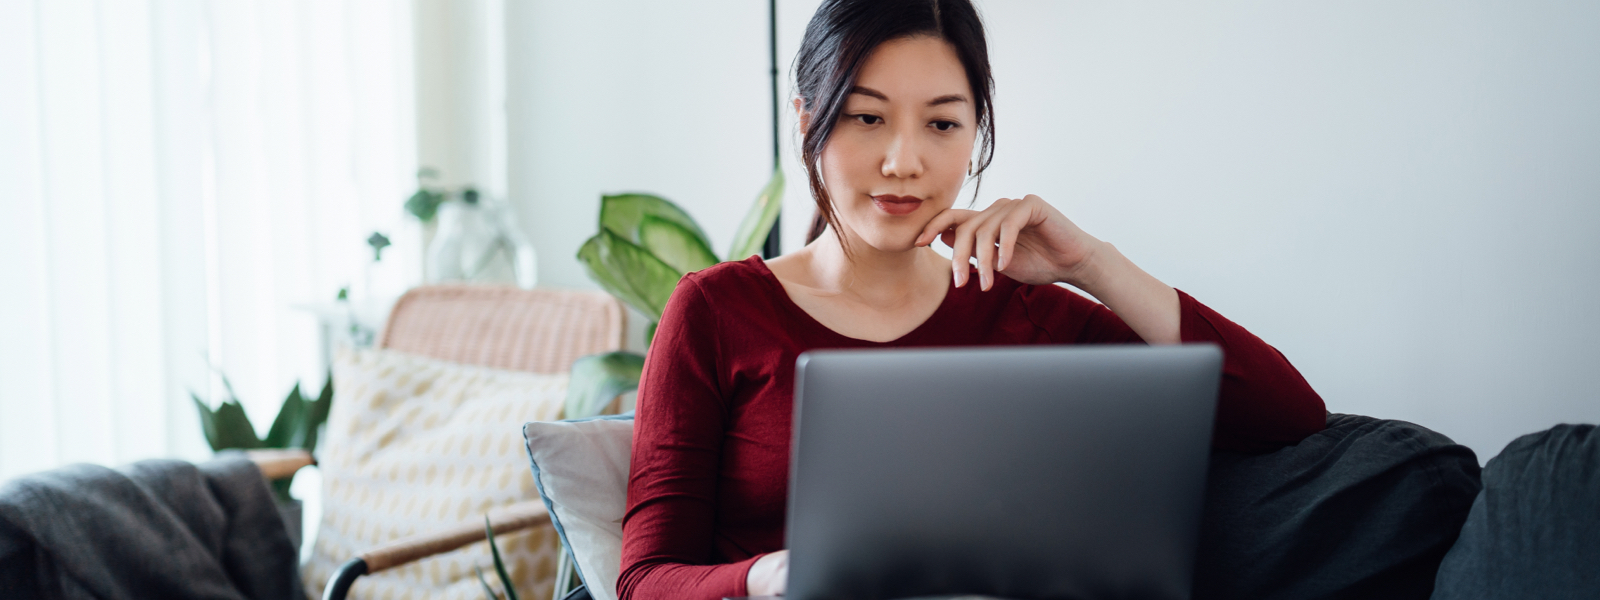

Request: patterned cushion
left=302, top=347, right=566, bottom=600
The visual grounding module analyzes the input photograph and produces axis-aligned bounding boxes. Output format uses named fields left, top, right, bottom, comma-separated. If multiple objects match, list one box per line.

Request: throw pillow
left=1430, top=424, right=1600, bottom=600
left=302, top=347, right=567, bottom=600
left=523, top=414, right=635, bottom=600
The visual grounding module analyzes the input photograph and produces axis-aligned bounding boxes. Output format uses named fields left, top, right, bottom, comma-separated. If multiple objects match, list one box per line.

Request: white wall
left=505, top=0, right=773, bottom=289
left=505, top=1, right=1600, bottom=461
left=415, top=0, right=507, bottom=198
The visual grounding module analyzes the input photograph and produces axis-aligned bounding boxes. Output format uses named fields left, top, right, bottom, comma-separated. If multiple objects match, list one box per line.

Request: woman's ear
left=794, top=97, right=810, bottom=132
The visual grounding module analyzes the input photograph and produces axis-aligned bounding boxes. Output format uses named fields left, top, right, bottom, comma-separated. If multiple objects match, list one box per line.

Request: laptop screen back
left=785, top=344, right=1222, bottom=600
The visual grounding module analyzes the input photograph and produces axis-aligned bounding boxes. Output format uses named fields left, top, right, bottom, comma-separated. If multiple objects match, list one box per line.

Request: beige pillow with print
left=302, top=347, right=565, bottom=600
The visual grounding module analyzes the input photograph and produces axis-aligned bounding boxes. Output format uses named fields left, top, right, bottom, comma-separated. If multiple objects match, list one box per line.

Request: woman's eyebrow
left=848, top=86, right=968, bottom=108
left=848, top=86, right=889, bottom=100
left=926, top=94, right=969, bottom=107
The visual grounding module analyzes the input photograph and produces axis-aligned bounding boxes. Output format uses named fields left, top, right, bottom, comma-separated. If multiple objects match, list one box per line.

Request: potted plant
left=565, top=168, right=784, bottom=419
left=192, top=373, right=333, bottom=553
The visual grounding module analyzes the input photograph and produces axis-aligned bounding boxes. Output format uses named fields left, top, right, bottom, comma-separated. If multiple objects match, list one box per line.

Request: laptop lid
left=785, top=344, right=1222, bottom=600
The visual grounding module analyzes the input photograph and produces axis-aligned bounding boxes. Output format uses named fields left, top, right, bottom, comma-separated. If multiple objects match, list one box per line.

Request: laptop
left=778, top=344, right=1223, bottom=600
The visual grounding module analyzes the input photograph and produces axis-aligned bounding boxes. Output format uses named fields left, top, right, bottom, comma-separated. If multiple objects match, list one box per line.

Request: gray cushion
left=1430, top=424, right=1600, bottom=600
left=524, top=413, right=635, bottom=600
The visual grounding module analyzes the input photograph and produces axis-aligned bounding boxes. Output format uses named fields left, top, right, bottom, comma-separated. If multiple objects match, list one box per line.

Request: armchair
left=318, top=285, right=623, bottom=600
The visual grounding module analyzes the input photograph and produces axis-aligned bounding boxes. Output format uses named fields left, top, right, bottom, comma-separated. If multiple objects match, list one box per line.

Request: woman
left=619, top=1, right=1326, bottom=598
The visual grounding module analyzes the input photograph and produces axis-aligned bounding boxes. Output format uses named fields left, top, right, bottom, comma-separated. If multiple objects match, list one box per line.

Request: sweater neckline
left=746, top=256, right=961, bottom=346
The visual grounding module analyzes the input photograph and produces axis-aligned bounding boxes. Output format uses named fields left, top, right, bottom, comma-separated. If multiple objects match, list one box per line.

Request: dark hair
left=797, top=0, right=995, bottom=244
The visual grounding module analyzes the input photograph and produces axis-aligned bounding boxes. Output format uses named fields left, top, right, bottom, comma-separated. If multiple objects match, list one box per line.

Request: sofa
left=529, top=412, right=1599, bottom=600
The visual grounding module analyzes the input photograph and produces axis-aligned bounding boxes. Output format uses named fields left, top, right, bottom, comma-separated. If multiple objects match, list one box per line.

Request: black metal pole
left=761, top=0, right=783, bottom=259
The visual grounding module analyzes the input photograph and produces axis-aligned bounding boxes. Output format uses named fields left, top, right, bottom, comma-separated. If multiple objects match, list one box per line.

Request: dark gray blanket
left=1194, top=413, right=1484, bottom=600
left=0, top=455, right=299, bottom=600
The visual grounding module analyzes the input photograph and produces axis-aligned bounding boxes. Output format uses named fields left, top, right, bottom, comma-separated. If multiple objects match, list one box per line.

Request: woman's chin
left=835, top=211, right=942, bottom=254
left=855, top=228, right=928, bottom=254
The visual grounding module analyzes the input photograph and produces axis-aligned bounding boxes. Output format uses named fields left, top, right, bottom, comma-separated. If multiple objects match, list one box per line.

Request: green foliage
left=575, top=167, right=784, bottom=339
left=405, top=188, right=447, bottom=222
left=599, top=193, right=710, bottom=248
left=191, top=392, right=263, bottom=451
left=405, top=167, right=447, bottom=222
left=404, top=169, right=487, bottom=224
left=403, top=188, right=448, bottom=224
left=727, top=168, right=787, bottom=261
left=576, top=230, right=682, bottom=323
left=474, top=566, right=500, bottom=600
left=192, top=374, right=334, bottom=503
left=263, top=383, right=305, bottom=449
left=639, top=215, right=718, bottom=274
left=479, top=516, right=520, bottom=600
left=568, top=168, right=783, bottom=420
left=564, top=351, right=646, bottom=420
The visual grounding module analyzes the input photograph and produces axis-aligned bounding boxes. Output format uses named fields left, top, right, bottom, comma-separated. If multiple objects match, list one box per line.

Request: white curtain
left=0, top=0, right=420, bottom=481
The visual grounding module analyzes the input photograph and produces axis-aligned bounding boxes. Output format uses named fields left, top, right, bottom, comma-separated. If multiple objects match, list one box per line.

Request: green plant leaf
left=193, top=393, right=221, bottom=451
left=639, top=215, right=719, bottom=273
left=192, top=393, right=263, bottom=451
left=301, top=374, right=334, bottom=454
left=215, top=400, right=263, bottom=450
left=405, top=188, right=446, bottom=222
left=263, top=383, right=305, bottom=449
left=599, top=193, right=709, bottom=247
left=576, top=229, right=682, bottom=321
left=727, top=167, right=786, bottom=261
left=474, top=565, right=501, bottom=600
left=217, top=372, right=241, bottom=406
left=485, top=516, right=520, bottom=600
left=565, top=351, right=645, bottom=419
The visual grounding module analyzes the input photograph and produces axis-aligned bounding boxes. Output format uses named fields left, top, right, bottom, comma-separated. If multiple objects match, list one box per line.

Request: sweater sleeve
left=1020, top=285, right=1326, bottom=452
left=618, top=277, right=757, bottom=600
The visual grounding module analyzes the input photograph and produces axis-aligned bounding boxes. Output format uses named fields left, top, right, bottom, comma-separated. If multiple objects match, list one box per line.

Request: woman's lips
left=872, top=194, right=924, bottom=216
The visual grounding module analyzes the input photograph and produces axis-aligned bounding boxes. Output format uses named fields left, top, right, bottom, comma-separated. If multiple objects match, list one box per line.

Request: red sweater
left=619, top=257, right=1325, bottom=600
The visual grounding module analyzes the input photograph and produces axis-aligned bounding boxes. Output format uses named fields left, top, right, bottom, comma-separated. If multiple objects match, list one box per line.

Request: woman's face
left=815, top=35, right=979, bottom=253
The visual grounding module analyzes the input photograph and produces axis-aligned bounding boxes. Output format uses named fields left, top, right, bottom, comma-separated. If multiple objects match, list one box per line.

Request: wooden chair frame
left=236, top=448, right=548, bottom=599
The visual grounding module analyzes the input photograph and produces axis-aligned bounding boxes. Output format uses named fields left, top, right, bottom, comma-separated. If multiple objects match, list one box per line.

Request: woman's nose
left=881, top=129, right=924, bottom=179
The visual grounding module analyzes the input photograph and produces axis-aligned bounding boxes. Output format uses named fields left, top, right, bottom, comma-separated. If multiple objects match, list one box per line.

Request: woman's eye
left=851, top=114, right=882, bottom=125
left=932, top=120, right=959, bottom=132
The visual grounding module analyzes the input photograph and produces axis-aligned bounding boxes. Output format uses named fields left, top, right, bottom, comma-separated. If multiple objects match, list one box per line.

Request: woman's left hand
left=914, top=194, right=1103, bottom=291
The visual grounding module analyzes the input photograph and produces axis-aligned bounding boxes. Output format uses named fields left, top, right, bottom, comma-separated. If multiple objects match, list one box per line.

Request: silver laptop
left=782, top=345, right=1223, bottom=600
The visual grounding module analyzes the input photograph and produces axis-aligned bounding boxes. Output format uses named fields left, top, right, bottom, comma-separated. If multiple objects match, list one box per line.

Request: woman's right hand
left=746, top=550, right=789, bottom=596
